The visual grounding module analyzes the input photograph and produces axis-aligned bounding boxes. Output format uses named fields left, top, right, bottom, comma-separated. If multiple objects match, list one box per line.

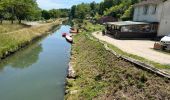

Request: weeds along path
left=66, top=32, right=170, bottom=100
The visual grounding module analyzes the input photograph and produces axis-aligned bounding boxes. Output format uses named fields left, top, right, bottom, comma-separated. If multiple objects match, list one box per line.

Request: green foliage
left=121, top=6, right=133, bottom=20
left=75, top=3, right=91, bottom=19
left=41, top=10, right=50, bottom=20
left=41, top=9, right=69, bottom=20
left=70, top=0, right=141, bottom=21
left=0, top=0, right=41, bottom=23
left=103, top=0, right=134, bottom=19
left=104, top=3, right=125, bottom=18
left=94, top=13, right=102, bottom=20
left=70, top=2, right=100, bottom=19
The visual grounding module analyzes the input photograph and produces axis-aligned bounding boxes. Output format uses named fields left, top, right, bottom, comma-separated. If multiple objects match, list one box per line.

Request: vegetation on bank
left=0, top=21, right=28, bottom=34
left=0, top=19, right=62, bottom=60
left=65, top=21, right=170, bottom=100
left=69, top=0, right=141, bottom=20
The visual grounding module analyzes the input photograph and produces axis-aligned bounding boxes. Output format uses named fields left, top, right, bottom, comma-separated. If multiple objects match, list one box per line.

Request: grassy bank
left=0, top=19, right=63, bottom=60
left=65, top=21, right=170, bottom=100
left=0, top=21, right=29, bottom=34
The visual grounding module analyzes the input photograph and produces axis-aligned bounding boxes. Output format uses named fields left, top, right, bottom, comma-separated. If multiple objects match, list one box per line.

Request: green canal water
left=0, top=25, right=71, bottom=100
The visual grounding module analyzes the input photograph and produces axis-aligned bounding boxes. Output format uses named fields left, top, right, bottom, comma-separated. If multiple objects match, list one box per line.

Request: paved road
left=93, top=32, right=170, bottom=65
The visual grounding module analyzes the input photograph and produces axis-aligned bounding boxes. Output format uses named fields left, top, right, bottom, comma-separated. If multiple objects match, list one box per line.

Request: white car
left=160, top=34, right=170, bottom=46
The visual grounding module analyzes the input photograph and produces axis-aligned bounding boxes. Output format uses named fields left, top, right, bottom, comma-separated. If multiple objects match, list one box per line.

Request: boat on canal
left=62, top=33, right=73, bottom=43
left=70, top=27, right=79, bottom=34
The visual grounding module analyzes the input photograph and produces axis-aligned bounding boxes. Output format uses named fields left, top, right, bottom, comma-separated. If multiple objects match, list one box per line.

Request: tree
left=94, top=13, right=102, bottom=20
left=74, top=3, right=91, bottom=19
left=90, top=1, right=99, bottom=17
left=69, top=0, right=142, bottom=20
left=41, top=10, right=50, bottom=20
left=49, top=9, right=60, bottom=18
left=0, top=0, right=41, bottom=24
left=1, top=0, right=16, bottom=24
left=70, top=5, right=76, bottom=18
left=0, top=1, right=4, bottom=23
left=121, top=6, right=133, bottom=20
left=13, top=0, right=41, bottom=23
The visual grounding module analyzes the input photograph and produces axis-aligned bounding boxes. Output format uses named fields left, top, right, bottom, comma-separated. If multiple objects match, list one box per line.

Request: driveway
left=92, top=32, right=170, bottom=65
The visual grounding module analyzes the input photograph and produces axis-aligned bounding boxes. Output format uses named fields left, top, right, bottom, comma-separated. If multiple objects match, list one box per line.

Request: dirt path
left=92, top=32, right=170, bottom=65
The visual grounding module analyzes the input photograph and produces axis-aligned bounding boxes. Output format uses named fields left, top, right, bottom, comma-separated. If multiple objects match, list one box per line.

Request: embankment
left=0, top=19, right=63, bottom=60
left=65, top=21, right=170, bottom=100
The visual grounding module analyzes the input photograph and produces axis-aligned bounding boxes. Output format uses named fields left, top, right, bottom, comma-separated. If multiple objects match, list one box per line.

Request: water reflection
left=0, top=25, right=71, bottom=100
left=0, top=40, right=43, bottom=70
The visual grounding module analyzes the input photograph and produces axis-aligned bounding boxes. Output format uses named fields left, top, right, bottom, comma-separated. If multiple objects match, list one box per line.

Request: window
left=143, top=5, right=149, bottom=15
left=152, top=5, right=157, bottom=14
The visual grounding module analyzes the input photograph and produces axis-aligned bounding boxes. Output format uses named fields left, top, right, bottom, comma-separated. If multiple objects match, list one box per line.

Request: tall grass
left=0, top=19, right=61, bottom=59
left=0, top=21, right=28, bottom=34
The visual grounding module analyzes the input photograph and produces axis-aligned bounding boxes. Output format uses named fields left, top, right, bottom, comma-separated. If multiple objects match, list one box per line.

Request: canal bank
left=0, top=19, right=64, bottom=60
left=65, top=21, right=170, bottom=100
left=0, top=25, right=71, bottom=100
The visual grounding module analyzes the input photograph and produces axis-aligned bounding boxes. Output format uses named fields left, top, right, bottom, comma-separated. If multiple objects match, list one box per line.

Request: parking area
left=92, top=32, right=170, bottom=65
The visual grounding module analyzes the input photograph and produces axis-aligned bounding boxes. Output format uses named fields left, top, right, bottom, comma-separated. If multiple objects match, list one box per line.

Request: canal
left=0, top=25, right=71, bottom=100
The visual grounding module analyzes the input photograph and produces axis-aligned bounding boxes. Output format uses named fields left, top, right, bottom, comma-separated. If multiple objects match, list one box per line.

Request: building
left=133, top=0, right=170, bottom=37
left=105, top=21, right=157, bottom=39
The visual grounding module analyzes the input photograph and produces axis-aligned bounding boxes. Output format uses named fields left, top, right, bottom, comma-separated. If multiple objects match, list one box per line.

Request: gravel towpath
left=92, top=32, right=170, bottom=65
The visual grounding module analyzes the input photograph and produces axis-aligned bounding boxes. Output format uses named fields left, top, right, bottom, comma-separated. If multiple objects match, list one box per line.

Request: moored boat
left=65, top=35, right=73, bottom=43
left=62, top=33, right=73, bottom=43
left=70, top=28, right=79, bottom=33
left=62, top=33, right=67, bottom=37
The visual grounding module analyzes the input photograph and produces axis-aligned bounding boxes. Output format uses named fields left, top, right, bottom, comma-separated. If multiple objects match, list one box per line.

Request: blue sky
left=37, top=0, right=103, bottom=10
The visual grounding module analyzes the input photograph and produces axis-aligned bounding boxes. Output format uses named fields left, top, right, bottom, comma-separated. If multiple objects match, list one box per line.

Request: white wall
left=158, top=0, right=170, bottom=36
left=133, top=4, right=163, bottom=22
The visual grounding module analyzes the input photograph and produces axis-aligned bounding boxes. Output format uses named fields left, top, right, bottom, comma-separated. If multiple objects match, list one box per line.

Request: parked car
left=160, top=34, right=170, bottom=50
left=160, top=34, right=170, bottom=46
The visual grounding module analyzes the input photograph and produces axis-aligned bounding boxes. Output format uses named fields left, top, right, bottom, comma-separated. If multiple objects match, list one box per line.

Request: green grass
left=65, top=20, right=170, bottom=100
left=0, top=19, right=62, bottom=59
left=0, top=21, right=28, bottom=34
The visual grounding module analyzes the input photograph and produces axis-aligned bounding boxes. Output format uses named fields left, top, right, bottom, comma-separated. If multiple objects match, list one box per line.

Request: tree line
left=0, top=0, right=69, bottom=24
left=0, top=0, right=142, bottom=24
left=41, top=9, right=69, bottom=20
left=70, top=0, right=141, bottom=21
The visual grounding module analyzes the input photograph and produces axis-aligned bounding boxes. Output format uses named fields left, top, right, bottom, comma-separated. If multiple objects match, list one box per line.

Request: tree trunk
left=0, top=20, right=2, bottom=24
left=19, top=20, right=22, bottom=24
left=11, top=20, right=14, bottom=24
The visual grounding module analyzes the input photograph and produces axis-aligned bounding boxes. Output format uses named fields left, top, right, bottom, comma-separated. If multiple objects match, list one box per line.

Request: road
left=93, top=32, right=170, bottom=65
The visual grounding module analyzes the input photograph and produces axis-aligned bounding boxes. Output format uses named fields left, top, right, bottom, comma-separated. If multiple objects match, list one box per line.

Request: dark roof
left=98, top=16, right=117, bottom=24
left=134, top=0, right=164, bottom=6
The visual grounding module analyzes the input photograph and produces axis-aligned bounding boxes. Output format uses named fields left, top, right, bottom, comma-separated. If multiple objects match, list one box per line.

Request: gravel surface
left=93, top=32, right=170, bottom=65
